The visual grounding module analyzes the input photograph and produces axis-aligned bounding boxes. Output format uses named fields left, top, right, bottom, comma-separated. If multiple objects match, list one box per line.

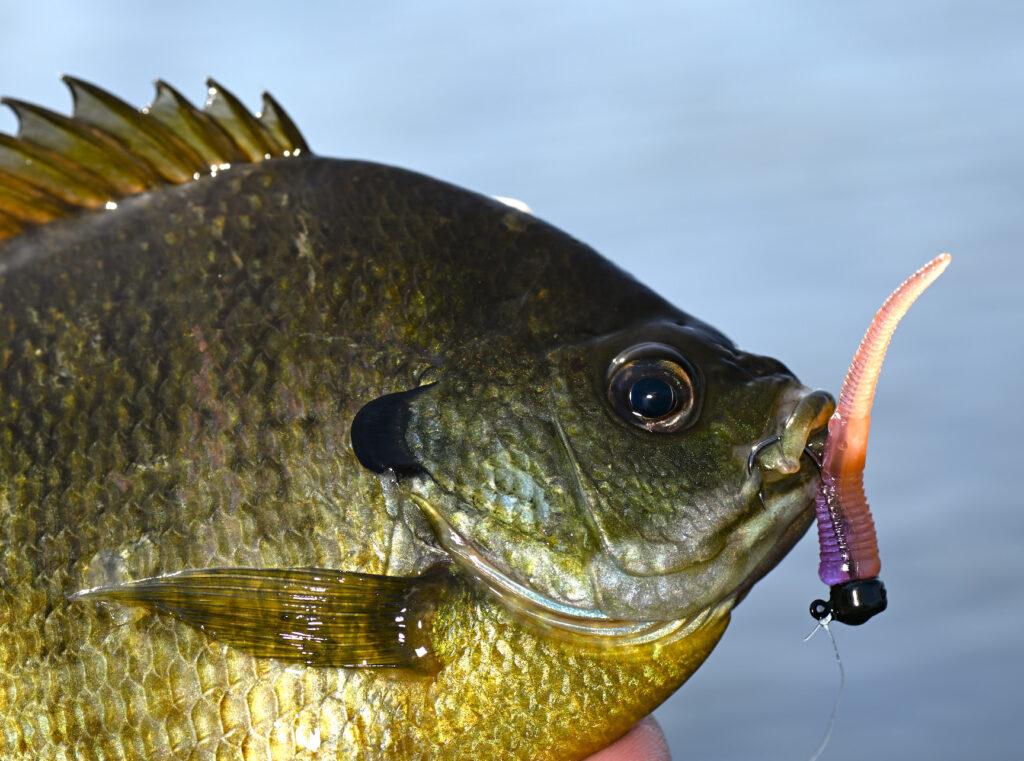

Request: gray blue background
left=1, top=3, right=1020, bottom=759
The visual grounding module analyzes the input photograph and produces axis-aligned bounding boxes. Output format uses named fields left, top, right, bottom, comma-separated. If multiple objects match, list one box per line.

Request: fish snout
left=750, top=388, right=835, bottom=477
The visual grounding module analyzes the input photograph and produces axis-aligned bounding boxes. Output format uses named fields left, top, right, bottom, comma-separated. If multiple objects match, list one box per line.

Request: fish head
left=386, top=316, right=834, bottom=631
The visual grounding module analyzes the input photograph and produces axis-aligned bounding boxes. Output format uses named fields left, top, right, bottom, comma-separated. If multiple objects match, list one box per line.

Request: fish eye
left=606, top=344, right=698, bottom=433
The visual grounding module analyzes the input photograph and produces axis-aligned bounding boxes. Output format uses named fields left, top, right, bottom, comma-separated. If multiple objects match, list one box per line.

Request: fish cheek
left=400, top=371, right=603, bottom=612
left=546, top=352, right=743, bottom=565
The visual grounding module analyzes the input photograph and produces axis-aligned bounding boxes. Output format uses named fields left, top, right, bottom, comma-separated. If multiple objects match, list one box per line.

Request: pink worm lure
left=810, top=253, right=951, bottom=626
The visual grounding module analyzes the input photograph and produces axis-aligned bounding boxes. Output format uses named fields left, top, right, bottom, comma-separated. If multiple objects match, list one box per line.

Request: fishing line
left=803, top=614, right=844, bottom=761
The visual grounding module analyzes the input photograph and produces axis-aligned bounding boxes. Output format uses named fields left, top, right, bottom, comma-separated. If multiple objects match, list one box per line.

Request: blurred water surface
left=1, top=3, right=1021, bottom=759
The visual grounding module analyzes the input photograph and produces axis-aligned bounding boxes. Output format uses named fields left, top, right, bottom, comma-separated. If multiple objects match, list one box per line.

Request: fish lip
left=805, top=427, right=827, bottom=463
left=749, top=387, right=835, bottom=479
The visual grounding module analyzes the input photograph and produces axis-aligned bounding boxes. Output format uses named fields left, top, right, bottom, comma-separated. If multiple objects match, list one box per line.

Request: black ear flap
left=350, top=384, right=434, bottom=475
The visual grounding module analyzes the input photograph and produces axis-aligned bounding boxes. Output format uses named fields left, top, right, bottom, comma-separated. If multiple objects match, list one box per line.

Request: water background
left=2, top=3, right=1021, bottom=759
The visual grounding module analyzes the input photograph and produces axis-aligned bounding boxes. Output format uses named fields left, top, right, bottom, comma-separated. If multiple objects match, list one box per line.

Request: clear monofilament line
left=804, top=620, right=844, bottom=761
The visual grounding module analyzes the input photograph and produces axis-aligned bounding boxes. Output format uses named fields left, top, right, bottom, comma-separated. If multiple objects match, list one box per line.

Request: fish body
left=0, top=81, right=830, bottom=760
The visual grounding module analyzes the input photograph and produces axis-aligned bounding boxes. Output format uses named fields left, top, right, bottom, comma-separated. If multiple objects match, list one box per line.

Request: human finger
left=582, top=715, right=671, bottom=761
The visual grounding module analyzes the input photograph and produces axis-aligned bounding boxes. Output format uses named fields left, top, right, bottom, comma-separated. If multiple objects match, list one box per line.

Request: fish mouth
left=727, top=387, right=835, bottom=602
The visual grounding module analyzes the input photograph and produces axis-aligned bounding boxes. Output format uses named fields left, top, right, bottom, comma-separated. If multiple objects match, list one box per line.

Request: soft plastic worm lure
left=810, top=253, right=951, bottom=626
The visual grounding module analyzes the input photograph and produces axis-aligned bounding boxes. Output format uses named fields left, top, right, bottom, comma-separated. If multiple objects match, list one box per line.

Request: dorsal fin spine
left=259, top=92, right=310, bottom=156
left=204, top=78, right=279, bottom=162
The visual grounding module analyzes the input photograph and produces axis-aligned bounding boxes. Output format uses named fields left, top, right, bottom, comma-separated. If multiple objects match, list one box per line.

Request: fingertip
left=584, top=716, right=672, bottom=761
left=634, top=716, right=671, bottom=761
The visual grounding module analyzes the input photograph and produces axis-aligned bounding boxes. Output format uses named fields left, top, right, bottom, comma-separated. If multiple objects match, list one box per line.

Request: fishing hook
left=748, top=436, right=822, bottom=512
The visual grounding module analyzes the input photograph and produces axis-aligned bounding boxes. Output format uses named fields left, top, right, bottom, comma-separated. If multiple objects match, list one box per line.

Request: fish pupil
left=629, top=377, right=676, bottom=419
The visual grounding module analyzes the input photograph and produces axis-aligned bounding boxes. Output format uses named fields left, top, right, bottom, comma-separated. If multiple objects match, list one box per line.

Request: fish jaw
left=585, top=458, right=819, bottom=620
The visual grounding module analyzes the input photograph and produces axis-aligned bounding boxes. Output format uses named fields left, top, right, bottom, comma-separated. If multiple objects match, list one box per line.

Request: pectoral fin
left=70, top=565, right=448, bottom=670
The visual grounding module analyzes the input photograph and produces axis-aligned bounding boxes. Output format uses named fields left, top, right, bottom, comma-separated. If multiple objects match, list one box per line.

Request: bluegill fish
left=0, top=78, right=834, bottom=760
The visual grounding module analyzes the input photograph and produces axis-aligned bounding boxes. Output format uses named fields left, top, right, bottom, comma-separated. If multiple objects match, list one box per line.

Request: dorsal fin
left=0, top=77, right=311, bottom=244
